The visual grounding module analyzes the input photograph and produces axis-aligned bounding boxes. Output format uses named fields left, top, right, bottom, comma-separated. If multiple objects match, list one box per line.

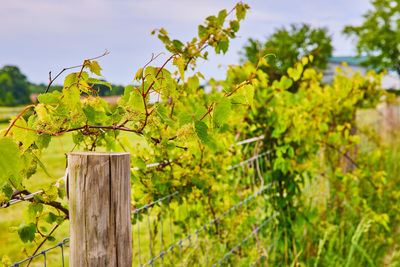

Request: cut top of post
left=68, top=152, right=130, bottom=156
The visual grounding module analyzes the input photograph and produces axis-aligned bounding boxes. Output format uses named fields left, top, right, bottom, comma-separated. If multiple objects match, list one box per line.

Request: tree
left=344, top=0, right=400, bottom=75
left=0, top=65, right=31, bottom=106
left=241, top=23, right=332, bottom=78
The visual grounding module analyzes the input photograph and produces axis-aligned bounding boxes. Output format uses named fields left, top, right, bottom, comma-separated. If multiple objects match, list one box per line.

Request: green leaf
left=280, top=76, right=293, bottom=90
left=37, top=134, right=51, bottom=149
left=47, top=236, right=56, bottom=242
left=198, top=25, right=208, bottom=39
left=243, top=84, right=254, bottom=108
left=119, top=85, right=134, bottom=104
left=38, top=93, right=59, bottom=104
left=236, top=3, right=248, bottom=21
left=83, top=105, right=96, bottom=124
left=217, top=9, right=227, bottom=27
left=127, top=86, right=145, bottom=113
left=134, top=68, right=143, bottom=81
left=206, top=15, right=217, bottom=23
left=0, top=138, right=22, bottom=185
left=301, top=56, right=308, bottom=66
left=45, top=212, right=58, bottom=224
left=64, top=73, right=78, bottom=88
left=133, top=157, right=146, bottom=171
left=178, top=113, right=193, bottom=127
left=166, top=142, right=175, bottom=150
left=187, top=75, right=199, bottom=92
left=9, top=117, right=37, bottom=151
left=2, top=184, right=13, bottom=199
left=159, top=27, right=168, bottom=36
left=155, top=104, right=174, bottom=126
left=217, top=40, right=229, bottom=54
left=88, top=60, right=102, bottom=76
left=173, top=57, right=185, bottom=82
left=147, top=73, right=161, bottom=91
left=31, top=152, right=53, bottom=178
left=63, top=85, right=81, bottom=105
left=194, top=120, right=208, bottom=144
left=288, top=63, right=303, bottom=81
left=28, top=202, right=43, bottom=216
left=87, top=78, right=111, bottom=91
left=213, top=98, right=231, bottom=127
left=230, top=20, right=240, bottom=32
left=172, top=39, right=184, bottom=51
left=18, top=222, right=36, bottom=243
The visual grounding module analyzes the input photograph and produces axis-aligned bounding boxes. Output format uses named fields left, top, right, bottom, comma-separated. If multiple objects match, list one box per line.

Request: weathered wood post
left=68, top=152, right=132, bottom=266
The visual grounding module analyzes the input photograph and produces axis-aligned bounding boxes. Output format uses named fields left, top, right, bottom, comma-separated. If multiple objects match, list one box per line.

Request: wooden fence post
left=68, top=152, right=132, bottom=266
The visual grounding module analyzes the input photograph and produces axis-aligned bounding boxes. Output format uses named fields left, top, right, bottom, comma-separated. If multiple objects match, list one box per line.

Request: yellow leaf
left=88, top=61, right=102, bottom=76
left=173, top=56, right=185, bottom=82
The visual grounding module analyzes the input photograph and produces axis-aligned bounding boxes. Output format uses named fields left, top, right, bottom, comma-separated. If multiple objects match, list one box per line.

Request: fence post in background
left=68, top=152, right=132, bottom=266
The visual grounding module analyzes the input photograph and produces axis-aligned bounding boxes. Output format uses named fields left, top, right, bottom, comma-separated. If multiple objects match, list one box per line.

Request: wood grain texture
left=68, top=152, right=132, bottom=267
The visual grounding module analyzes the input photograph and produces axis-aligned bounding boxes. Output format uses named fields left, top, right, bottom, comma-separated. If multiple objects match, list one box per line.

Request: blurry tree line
left=0, top=65, right=125, bottom=107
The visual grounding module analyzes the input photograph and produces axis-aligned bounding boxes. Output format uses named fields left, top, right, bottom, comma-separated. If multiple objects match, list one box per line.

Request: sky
left=0, top=0, right=372, bottom=86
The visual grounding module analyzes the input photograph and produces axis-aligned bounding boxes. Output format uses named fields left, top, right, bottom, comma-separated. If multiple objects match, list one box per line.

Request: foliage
left=241, top=23, right=332, bottom=79
left=223, top=49, right=395, bottom=265
left=0, top=2, right=254, bottom=262
left=0, top=65, right=31, bottom=106
left=344, top=0, right=400, bottom=75
left=0, top=2, right=399, bottom=266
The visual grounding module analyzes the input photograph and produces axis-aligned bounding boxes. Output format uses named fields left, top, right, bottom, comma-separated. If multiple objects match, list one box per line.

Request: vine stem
left=198, top=42, right=264, bottom=121
left=3, top=105, right=35, bottom=137
left=26, top=223, right=61, bottom=267
left=44, top=50, right=109, bottom=94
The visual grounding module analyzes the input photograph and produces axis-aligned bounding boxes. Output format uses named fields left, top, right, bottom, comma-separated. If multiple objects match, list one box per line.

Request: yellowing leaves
left=87, top=60, right=102, bottom=76
left=287, top=63, right=303, bottom=81
left=123, top=85, right=145, bottom=113
left=173, top=56, right=185, bottom=82
left=134, top=68, right=143, bottom=81
left=235, top=3, right=249, bottom=21
left=187, top=75, right=199, bottom=92
left=279, top=76, right=293, bottom=90
left=8, top=117, right=37, bottom=151
left=0, top=138, right=22, bottom=186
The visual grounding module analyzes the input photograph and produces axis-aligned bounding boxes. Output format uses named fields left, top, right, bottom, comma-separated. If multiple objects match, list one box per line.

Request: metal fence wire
left=10, top=238, right=69, bottom=267
left=132, top=182, right=277, bottom=267
left=8, top=135, right=279, bottom=266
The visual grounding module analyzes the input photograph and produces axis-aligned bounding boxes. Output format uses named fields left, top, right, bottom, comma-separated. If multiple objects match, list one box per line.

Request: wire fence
left=8, top=135, right=277, bottom=266
left=133, top=182, right=276, bottom=266
left=10, top=238, right=69, bottom=267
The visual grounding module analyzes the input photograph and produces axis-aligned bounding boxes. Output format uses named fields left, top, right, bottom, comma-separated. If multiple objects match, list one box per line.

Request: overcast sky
left=0, top=0, right=371, bottom=85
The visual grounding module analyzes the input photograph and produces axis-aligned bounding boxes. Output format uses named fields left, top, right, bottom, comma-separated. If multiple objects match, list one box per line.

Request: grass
left=0, top=106, right=30, bottom=123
